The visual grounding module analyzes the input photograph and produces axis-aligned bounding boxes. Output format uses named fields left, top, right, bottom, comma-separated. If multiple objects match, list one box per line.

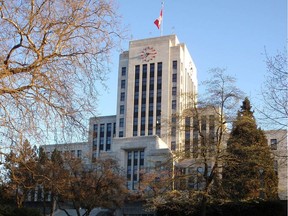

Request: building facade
left=40, top=35, right=287, bottom=203
left=265, top=130, right=287, bottom=200
left=88, top=35, right=198, bottom=191
left=115, top=35, right=197, bottom=145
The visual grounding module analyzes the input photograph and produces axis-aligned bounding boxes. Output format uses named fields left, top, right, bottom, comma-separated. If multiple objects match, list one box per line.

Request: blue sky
left=97, top=0, right=287, bottom=120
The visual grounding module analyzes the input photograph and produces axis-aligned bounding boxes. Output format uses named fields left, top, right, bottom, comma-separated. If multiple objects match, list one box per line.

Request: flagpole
left=161, top=1, right=164, bottom=36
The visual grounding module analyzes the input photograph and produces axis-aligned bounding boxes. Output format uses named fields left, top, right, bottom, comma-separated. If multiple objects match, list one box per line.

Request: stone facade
left=265, top=130, right=287, bottom=200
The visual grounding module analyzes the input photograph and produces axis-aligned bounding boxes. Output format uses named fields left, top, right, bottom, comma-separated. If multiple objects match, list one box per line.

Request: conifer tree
left=223, top=97, right=278, bottom=200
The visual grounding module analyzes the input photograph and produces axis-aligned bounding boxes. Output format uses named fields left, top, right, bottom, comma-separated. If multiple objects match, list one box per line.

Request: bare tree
left=157, top=68, right=244, bottom=216
left=0, top=0, right=125, bottom=143
left=260, top=49, right=287, bottom=128
left=63, top=157, right=127, bottom=216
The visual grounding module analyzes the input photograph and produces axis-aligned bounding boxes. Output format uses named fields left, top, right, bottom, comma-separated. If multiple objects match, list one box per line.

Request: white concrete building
left=115, top=35, right=197, bottom=146
left=265, top=130, right=287, bottom=200
left=41, top=142, right=90, bottom=164
left=88, top=35, right=197, bottom=190
left=40, top=35, right=287, bottom=202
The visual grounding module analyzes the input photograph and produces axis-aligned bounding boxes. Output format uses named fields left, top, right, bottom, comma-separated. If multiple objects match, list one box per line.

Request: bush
left=156, top=200, right=287, bottom=216
left=0, top=205, right=41, bottom=216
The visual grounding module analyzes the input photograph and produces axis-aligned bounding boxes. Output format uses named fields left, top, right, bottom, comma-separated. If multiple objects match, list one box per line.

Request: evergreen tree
left=223, top=97, right=278, bottom=200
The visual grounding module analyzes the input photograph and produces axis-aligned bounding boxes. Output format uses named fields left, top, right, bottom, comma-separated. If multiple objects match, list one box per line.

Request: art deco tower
left=115, top=35, right=197, bottom=150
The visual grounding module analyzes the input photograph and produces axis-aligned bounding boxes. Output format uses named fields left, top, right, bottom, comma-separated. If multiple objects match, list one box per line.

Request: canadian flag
left=154, top=9, right=163, bottom=29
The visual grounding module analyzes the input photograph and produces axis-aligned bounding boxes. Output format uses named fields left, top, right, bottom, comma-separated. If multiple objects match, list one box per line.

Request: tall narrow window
left=172, top=73, right=177, bottom=82
left=120, top=92, right=125, bottom=101
left=119, top=118, right=124, bottom=127
left=120, top=105, right=124, bottom=114
left=133, top=65, right=140, bottom=136
left=270, top=139, right=277, bottom=150
left=172, top=86, right=177, bottom=96
left=121, top=80, right=125, bottom=89
left=121, top=67, right=126, bottom=76
left=173, top=60, right=177, bottom=70
left=127, top=150, right=145, bottom=190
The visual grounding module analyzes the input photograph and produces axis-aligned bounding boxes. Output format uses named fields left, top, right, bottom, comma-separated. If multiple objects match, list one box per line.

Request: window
left=171, top=141, right=176, bottom=151
left=121, top=67, right=126, bottom=76
left=172, top=86, right=177, bottom=96
left=107, top=123, right=112, bottom=132
left=172, top=73, right=177, bottom=82
left=270, top=139, right=277, bottom=150
left=157, top=62, right=162, bottom=76
left=121, top=80, right=125, bottom=89
left=100, top=124, right=105, bottom=134
left=134, top=105, right=138, bottom=113
left=150, top=63, right=155, bottom=76
left=120, top=105, right=124, bottom=114
left=120, top=92, right=125, bottom=101
left=126, top=150, right=145, bottom=190
left=93, top=124, right=98, bottom=138
left=119, top=118, right=124, bottom=127
left=119, top=131, right=123, bottom=137
left=106, top=137, right=111, bottom=151
left=173, top=60, right=177, bottom=69
left=142, top=64, right=147, bottom=77
left=77, top=150, right=82, bottom=158
left=172, top=100, right=177, bottom=110
left=93, top=124, right=98, bottom=132
left=134, top=91, right=139, bottom=100
left=201, top=116, right=207, bottom=131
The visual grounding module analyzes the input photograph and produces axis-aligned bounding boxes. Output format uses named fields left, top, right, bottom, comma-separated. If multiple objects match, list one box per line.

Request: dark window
left=107, top=123, right=112, bottom=132
left=77, top=150, right=82, bottom=158
left=106, top=136, right=111, bottom=144
left=172, top=73, right=177, bottom=82
left=119, top=131, right=123, bottom=137
left=157, top=62, right=162, bottom=77
left=173, top=60, right=177, bottom=69
left=172, top=100, right=177, bottom=110
left=135, top=65, right=140, bottom=75
left=119, top=118, right=124, bottom=127
left=133, top=117, right=138, bottom=125
left=134, top=104, right=138, bottom=113
left=134, top=92, right=139, bottom=100
left=121, top=67, right=126, bottom=76
left=143, top=64, right=147, bottom=78
left=113, top=123, right=116, bottom=136
left=201, top=116, right=206, bottom=131
left=172, top=86, right=177, bottom=96
left=120, top=92, right=125, bottom=101
left=93, top=124, right=98, bottom=132
left=106, top=123, right=112, bottom=137
left=150, top=63, right=155, bottom=76
left=141, top=104, right=146, bottom=113
left=270, top=139, right=277, bottom=150
left=121, top=80, right=125, bottom=89
left=120, top=105, right=124, bottom=114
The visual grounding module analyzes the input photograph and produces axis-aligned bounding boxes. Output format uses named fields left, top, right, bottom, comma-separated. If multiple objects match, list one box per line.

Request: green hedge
left=156, top=200, right=287, bottom=216
left=0, top=205, right=41, bottom=216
